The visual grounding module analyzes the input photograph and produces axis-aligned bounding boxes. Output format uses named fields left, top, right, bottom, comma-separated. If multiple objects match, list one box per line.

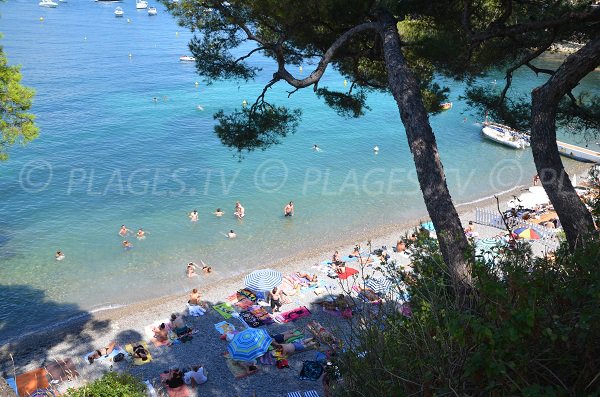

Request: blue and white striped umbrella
left=365, top=277, right=393, bottom=294
left=244, top=268, right=282, bottom=292
left=227, top=327, right=272, bottom=362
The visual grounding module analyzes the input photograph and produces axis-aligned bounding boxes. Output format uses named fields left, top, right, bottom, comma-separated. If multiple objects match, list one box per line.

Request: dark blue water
left=0, top=0, right=597, bottom=342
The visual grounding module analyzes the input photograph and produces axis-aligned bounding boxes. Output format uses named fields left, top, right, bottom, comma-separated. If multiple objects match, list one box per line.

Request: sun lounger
left=125, top=341, right=152, bottom=365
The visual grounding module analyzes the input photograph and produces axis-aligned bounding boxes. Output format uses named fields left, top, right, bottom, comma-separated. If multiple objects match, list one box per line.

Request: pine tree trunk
left=377, top=11, right=471, bottom=293
left=530, top=36, right=600, bottom=250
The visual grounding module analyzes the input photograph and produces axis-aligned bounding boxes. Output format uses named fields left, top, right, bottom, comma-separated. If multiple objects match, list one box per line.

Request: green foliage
left=214, top=105, right=301, bottom=154
left=0, top=41, right=39, bottom=161
left=315, top=88, right=370, bottom=118
left=63, top=372, right=146, bottom=397
left=334, top=237, right=600, bottom=395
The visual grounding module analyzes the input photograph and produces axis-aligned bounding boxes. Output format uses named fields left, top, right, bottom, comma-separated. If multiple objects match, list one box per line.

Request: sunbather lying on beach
left=272, top=338, right=318, bottom=355
left=87, top=341, right=116, bottom=364
left=295, top=271, right=318, bottom=283
left=133, top=344, right=150, bottom=361
left=271, top=329, right=301, bottom=343
left=317, top=294, right=354, bottom=311
left=163, top=369, right=184, bottom=388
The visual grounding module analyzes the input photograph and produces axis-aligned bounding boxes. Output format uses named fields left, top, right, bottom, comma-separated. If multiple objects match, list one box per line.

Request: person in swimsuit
left=87, top=341, right=117, bottom=364
left=152, top=323, right=169, bottom=342
left=136, top=228, right=146, bottom=239
left=228, top=230, right=237, bottom=239
left=349, top=246, right=360, bottom=257
left=332, top=251, right=345, bottom=273
left=133, top=344, right=149, bottom=361
left=234, top=201, right=245, bottom=219
left=200, top=260, right=213, bottom=273
left=119, top=225, right=131, bottom=237
left=55, top=251, right=65, bottom=261
left=163, top=369, right=184, bottom=389
left=284, top=201, right=294, bottom=217
left=189, top=209, right=199, bottom=222
left=270, top=287, right=282, bottom=312
left=272, top=338, right=318, bottom=355
left=188, top=288, right=201, bottom=305
left=123, top=240, right=133, bottom=249
left=214, top=208, right=224, bottom=217
left=271, top=329, right=301, bottom=344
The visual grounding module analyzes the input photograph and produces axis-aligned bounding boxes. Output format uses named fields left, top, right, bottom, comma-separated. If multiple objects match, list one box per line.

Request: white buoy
left=128, top=53, right=132, bottom=58
left=84, top=36, right=87, bottom=40
left=197, top=105, right=204, bottom=111
left=39, top=16, right=44, bottom=21
left=343, top=79, right=347, bottom=87
left=176, top=31, right=179, bottom=36
left=242, top=99, right=248, bottom=107
left=195, top=81, right=199, bottom=87
left=299, top=66, right=303, bottom=73
left=127, top=18, right=131, bottom=23
left=373, top=145, right=379, bottom=153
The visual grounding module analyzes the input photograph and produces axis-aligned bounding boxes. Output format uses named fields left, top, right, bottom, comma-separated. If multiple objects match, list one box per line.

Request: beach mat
left=159, top=373, right=191, bottom=397
left=125, top=342, right=152, bottom=365
left=214, top=321, right=236, bottom=335
left=83, top=345, right=127, bottom=365
left=45, top=358, right=79, bottom=382
left=213, top=302, right=235, bottom=319
left=16, top=368, right=49, bottom=396
left=275, top=306, right=311, bottom=323
left=337, top=267, right=359, bottom=280
left=223, top=352, right=259, bottom=379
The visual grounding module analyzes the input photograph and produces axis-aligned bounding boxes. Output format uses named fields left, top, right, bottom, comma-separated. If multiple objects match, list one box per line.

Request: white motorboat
left=148, top=6, right=157, bottom=15
left=39, top=0, right=58, bottom=7
left=136, top=0, right=148, bottom=9
left=481, top=121, right=530, bottom=150
left=557, top=140, right=600, bottom=163
left=179, top=55, right=196, bottom=62
left=114, top=6, right=124, bottom=16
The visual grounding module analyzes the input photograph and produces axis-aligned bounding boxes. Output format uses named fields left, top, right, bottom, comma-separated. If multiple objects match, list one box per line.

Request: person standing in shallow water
left=284, top=201, right=294, bottom=217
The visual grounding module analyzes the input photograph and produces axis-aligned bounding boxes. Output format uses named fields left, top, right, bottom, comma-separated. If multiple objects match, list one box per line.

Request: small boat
left=481, top=121, right=530, bottom=150
left=557, top=140, right=600, bottom=163
left=114, top=6, right=124, bottom=16
left=179, top=55, right=196, bottom=62
left=440, top=102, right=452, bottom=110
left=39, top=0, right=58, bottom=7
left=136, top=0, right=148, bottom=9
left=148, top=6, right=157, bottom=15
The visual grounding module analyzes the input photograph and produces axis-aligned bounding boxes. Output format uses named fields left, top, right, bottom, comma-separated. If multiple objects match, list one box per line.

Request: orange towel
left=16, top=368, right=49, bottom=396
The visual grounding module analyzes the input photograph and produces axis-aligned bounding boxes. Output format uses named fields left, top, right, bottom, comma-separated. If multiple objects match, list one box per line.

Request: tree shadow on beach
left=0, top=284, right=108, bottom=375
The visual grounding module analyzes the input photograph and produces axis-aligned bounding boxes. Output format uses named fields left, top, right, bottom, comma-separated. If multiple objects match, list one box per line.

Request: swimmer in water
left=152, top=97, right=158, bottom=103
left=187, top=262, right=198, bottom=278
left=234, top=201, right=245, bottom=219
left=284, top=201, right=294, bottom=217
left=196, top=105, right=204, bottom=111
left=214, top=208, right=224, bottom=217
left=200, top=259, right=212, bottom=274
left=312, top=144, right=321, bottom=152
left=227, top=229, right=237, bottom=239
left=136, top=228, right=146, bottom=239
left=123, top=240, right=133, bottom=249
left=119, top=225, right=131, bottom=237
left=373, top=145, right=379, bottom=153
left=189, top=209, right=199, bottom=222
left=55, top=251, right=65, bottom=261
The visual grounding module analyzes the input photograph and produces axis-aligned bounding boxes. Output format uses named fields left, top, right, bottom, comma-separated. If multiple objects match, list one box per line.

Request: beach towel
left=83, top=345, right=127, bottom=365
left=259, top=350, right=277, bottom=366
left=16, top=368, right=49, bottom=396
left=289, top=392, right=321, bottom=397
left=237, top=288, right=257, bottom=302
left=275, top=306, right=311, bottom=323
left=187, top=303, right=206, bottom=316
left=214, top=321, right=236, bottom=335
left=159, top=372, right=190, bottom=397
left=299, top=361, right=324, bottom=381
left=239, top=311, right=261, bottom=328
left=223, top=352, right=259, bottom=379
left=336, top=267, right=359, bottom=280
left=213, top=302, right=235, bottom=319
left=125, top=342, right=152, bottom=365
left=234, top=297, right=254, bottom=310
left=45, top=358, right=79, bottom=382
left=5, top=377, right=17, bottom=395
left=249, top=305, right=274, bottom=325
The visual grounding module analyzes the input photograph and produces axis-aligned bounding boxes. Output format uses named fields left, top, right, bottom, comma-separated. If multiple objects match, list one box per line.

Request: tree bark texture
left=377, top=10, right=472, bottom=292
left=530, top=34, right=600, bottom=249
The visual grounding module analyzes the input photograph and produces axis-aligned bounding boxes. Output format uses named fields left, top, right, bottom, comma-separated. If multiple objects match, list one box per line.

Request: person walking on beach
left=284, top=201, right=294, bottom=217
left=189, top=209, right=199, bottom=222
left=234, top=201, right=245, bottom=219
left=270, top=287, right=282, bottom=312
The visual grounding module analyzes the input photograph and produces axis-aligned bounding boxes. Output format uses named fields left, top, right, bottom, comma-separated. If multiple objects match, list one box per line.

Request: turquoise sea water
left=0, top=0, right=598, bottom=342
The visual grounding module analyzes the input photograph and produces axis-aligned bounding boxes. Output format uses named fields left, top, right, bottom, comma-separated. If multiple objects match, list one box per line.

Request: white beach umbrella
left=365, top=277, right=393, bottom=295
left=244, top=268, right=282, bottom=292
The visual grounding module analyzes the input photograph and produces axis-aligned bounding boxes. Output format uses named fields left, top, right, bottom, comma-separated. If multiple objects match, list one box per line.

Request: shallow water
left=0, top=0, right=598, bottom=342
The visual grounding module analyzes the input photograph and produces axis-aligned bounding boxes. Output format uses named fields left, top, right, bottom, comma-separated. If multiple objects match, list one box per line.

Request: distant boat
left=179, top=55, right=195, bottom=62
left=39, top=0, right=58, bottom=7
left=440, top=102, right=452, bottom=110
left=136, top=0, right=148, bottom=9
left=114, top=6, right=124, bottom=16
left=557, top=141, right=600, bottom=163
left=481, top=121, right=530, bottom=150
left=148, top=6, right=157, bottom=15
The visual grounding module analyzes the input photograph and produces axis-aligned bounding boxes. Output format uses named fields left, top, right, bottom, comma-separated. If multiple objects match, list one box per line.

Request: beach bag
left=113, top=352, right=125, bottom=362
left=299, top=360, right=323, bottom=380
left=276, top=359, right=290, bottom=369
